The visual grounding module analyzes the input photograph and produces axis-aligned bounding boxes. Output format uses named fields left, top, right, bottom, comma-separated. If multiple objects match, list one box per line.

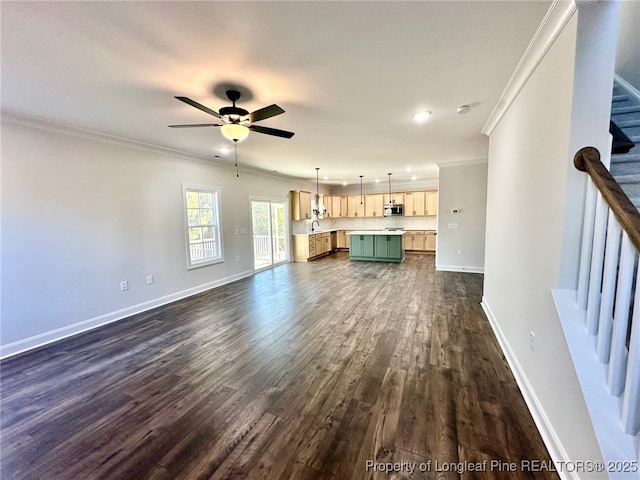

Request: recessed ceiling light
left=218, top=147, right=231, bottom=154
left=375, top=179, right=380, bottom=183
left=413, top=111, right=431, bottom=123
left=405, top=167, right=412, bottom=173
left=411, top=175, right=417, bottom=181
left=456, top=105, right=472, bottom=114
left=342, top=181, right=348, bottom=186
left=323, top=175, right=329, bottom=180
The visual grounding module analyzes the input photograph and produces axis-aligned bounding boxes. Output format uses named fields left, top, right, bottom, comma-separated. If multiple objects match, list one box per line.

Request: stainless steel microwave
left=383, top=204, right=404, bottom=216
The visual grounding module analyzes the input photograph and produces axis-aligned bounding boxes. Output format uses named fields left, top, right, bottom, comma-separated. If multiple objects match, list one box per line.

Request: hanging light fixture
left=221, top=123, right=250, bottom=142
left=387, top=172, right=393, bottom=204
left=360, top=175, right=364, bottom=205
left=312, top=167, right=326, bottom=216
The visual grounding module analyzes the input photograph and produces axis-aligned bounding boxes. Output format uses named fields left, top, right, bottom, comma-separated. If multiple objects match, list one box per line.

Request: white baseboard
left=0, top=269, right=254, bottom=360
left=481, top=297, right=578, bottom=480
left=436, top=264, right=484, bottom=274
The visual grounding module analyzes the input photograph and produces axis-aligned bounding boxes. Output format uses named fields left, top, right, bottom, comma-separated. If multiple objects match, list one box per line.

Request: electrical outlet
left=456, top=249, right=462, bottom=255
left=146, top=275, right=153, bottom=285
left=236, top=256, right=241, bottom=262
left=529, top=331, right=536, bottom=352
left=120, top=281, right=129, bottom=292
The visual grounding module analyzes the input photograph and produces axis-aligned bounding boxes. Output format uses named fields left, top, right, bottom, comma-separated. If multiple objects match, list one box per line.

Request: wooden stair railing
left=575, top=146, right=640, bottom=251
left=574, top=146, right=640, bottom=436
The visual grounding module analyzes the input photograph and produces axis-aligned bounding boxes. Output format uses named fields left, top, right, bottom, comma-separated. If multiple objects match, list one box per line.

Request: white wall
left=482, top=8, right=607, bottom=475
left=0, top=115, right=312, bottom=357
left=330, top=178, right=439, bottom=196
left=436, top=162, right=487, bottom=273
left=319, top=215, right=437, bottom=233
left=615, top=0, right=640, bottom=91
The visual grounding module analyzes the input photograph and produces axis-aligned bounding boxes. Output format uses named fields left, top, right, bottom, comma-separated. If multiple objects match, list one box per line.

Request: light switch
left=448, top=223, right=459, bottom=229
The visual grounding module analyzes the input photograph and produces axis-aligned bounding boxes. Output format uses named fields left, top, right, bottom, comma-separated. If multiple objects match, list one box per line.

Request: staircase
left=557, top=76, right=640, bottom=477
left=609, top=78, right=640, bottom=206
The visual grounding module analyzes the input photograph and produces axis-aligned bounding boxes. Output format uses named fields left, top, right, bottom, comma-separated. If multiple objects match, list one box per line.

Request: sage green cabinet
left=348, top=233, right=404, bottom=263
left=374, top=235, right=402, bottom=259
left=349, top=234, right=374, bottom=258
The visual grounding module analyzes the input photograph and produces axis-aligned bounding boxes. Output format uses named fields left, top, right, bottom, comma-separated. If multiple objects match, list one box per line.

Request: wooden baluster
left=578, top=179, right=598, bottom=310
left=586, top=194, right=609, bottom=334
left=608, top=232, right=636, bottom=396
left=597, top=214, right=622, bottom=362
left=622, top=265, right=640, bottom=435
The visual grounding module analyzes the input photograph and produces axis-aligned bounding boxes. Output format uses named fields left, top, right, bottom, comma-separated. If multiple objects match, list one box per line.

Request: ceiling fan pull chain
left=234, top=141, right=239, bottom=178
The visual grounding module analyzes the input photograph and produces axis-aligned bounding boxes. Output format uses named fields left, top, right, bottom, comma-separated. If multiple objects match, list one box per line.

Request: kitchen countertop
left=346, top=230, right=406, bottom=236
left=293, top=230, right=336, bottom=235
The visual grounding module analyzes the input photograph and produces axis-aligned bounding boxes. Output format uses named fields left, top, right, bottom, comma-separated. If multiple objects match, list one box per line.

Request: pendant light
left=360, top=175, right=364, bottom=205
left=387, top=173, right=392, bottom=204
left=313, top=167, right=326, bottom=216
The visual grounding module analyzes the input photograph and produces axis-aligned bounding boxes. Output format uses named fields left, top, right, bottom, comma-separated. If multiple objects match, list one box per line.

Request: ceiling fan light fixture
left=413, top=110, right=431, bottom=123
left=221, top=123, right=250, bottom=142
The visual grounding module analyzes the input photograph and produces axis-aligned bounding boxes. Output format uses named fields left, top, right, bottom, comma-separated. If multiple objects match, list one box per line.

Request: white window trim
left=182, top=183, right=224, bottom=270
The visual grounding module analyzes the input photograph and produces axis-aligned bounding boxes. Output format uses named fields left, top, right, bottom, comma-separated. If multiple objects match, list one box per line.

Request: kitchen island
left=346, top=230, right=405, bottom=263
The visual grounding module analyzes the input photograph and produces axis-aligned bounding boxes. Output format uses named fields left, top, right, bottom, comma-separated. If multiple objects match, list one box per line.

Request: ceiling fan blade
left=250, top=124, right=295, bottom=139
left=168, top=123, right=222, bottom=128
left=174, top=96, right=222, bottom=119
left=249, top=104, right=285, bottom=123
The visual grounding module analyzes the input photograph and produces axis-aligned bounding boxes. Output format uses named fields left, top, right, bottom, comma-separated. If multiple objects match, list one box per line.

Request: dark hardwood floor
left=1, top=253, right=558, bottom=479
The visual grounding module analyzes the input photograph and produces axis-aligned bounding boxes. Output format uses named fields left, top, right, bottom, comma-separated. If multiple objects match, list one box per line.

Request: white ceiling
left=1, top=1, right=552, bottom=186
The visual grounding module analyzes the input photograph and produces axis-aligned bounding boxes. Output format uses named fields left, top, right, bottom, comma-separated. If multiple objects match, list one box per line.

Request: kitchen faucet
left=311, top=220, right=320, bottom=232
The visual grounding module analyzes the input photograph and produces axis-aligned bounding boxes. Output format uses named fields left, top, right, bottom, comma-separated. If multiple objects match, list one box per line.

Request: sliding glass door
left=251, top=199, right=288, bottom=271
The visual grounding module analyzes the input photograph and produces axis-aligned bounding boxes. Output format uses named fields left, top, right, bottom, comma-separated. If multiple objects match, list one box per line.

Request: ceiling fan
left=169, top=90, right=295, bottom=142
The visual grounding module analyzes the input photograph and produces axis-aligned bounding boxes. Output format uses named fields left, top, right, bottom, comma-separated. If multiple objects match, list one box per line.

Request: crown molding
left=2, top=110, right=214, bottom=161
left=1, top=110, right=307, bottom=184
left=482, top=0, right=578, bottom=136
left=437, top=158, right=488, bottom=168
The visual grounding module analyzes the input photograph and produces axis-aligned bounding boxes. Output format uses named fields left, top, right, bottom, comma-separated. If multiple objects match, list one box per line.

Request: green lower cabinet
left=349, top=234, right=404, bottom=262
left=349, top=234, right=374, bottom=257
left=375, top=235, right=402, bottom=259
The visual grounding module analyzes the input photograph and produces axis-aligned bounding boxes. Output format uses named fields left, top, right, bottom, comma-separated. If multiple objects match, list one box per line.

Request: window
left=183, top=184, right=223, bottom=269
